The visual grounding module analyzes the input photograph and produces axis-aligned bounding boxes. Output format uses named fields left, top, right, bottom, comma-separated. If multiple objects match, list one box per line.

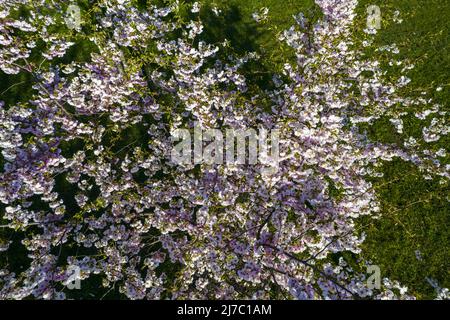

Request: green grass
left=354, top=0, right=450, bottom=299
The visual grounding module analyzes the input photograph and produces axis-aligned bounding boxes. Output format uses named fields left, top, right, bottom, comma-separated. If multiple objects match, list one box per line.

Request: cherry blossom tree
left=0, top=0, right=448, bottom=300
